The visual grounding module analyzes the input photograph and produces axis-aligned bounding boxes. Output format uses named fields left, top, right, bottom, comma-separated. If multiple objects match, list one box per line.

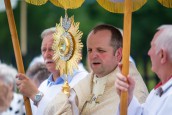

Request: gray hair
left=41, top=27, right=56, bottom=39
left=0, top=63, right=17, bottom=92
left=155, top=25, right=172, bottom=61
left=26, top=62, right=50, bottom=82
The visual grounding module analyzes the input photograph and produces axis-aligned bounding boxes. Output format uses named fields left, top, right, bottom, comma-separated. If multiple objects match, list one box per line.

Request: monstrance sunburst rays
left=52, top=15, right=83, bottom=96
left=52, top=16, right=83, bottom=76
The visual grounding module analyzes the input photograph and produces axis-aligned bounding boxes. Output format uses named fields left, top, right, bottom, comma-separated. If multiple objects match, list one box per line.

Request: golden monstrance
left=52, top=14, right=83, bottom=96
left=25, top=0, right=84, bottom=96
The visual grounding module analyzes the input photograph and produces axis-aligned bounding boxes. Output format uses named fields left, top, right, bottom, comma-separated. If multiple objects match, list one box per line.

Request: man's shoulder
left=73, top=71, right=88, bottom=80
left=74, top=73, right=92, bottom=87
left=38, top=79, right=48, bottom=90
left=73, top=73, right=92, bottom=90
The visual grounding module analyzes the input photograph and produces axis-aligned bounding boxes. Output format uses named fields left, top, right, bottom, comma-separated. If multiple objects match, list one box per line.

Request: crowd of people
left=0, top=24, right=172, bottom=115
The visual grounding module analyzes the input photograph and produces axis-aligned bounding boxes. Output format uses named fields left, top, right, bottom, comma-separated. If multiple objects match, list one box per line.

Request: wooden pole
left=120, top=0, right=132, bottom=115
left=4, top=0, right=32, bottom=115
left=20, top=0, right=27, bottom=56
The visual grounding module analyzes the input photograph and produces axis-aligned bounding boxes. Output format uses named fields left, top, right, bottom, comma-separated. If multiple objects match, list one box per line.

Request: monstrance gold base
left=62, top=81, right=70, bottom=97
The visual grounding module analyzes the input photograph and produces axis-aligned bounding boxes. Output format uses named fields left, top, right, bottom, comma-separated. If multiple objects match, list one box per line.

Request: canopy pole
left=120, top=0, right=132, bottom=115
left=20, top=0, right=27, bottom=56
left=4, top=0, right=32, bottom=115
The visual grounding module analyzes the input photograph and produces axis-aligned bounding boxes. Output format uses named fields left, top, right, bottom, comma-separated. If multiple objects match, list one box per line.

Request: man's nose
left=91, top=52, right=98, bottom=59
left=44, top=50, right=52, bottom=58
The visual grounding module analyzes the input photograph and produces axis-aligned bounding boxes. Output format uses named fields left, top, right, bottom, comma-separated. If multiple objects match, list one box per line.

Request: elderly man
left=0, top=81, right=12, bottom=112
left=16, top=27, right=88, bottom=115
left=0, top=63, right=25, bottom=115
left=44, top=24, right=148, bottom=115
left=115, top=25, right=172, bottom=115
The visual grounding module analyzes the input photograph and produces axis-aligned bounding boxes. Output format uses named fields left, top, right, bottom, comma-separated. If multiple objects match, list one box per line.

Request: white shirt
left=117, top=78, right=172, bottom=115
left=31, top=70, right=88, bottom=115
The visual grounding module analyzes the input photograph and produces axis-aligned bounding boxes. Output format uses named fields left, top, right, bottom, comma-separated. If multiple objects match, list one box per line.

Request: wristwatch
left=33, top=91, right=44, bottom=106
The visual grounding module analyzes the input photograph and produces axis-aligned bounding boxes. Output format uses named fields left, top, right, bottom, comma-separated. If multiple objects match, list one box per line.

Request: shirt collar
left=154, top=76, right=172, bottom=97
left=47, top=74, right=64, bottom=86
left=154, top=82, right=162, bottom=90
left=154, top=75, right=172, bottom=89
left=47, top=70, right=80, bottom=87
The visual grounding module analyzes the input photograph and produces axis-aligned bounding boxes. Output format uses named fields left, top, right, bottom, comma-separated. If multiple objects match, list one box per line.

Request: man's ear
left=160, top=49, right=167, bottom=64
left=115, top=48, right=122, bottom=62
